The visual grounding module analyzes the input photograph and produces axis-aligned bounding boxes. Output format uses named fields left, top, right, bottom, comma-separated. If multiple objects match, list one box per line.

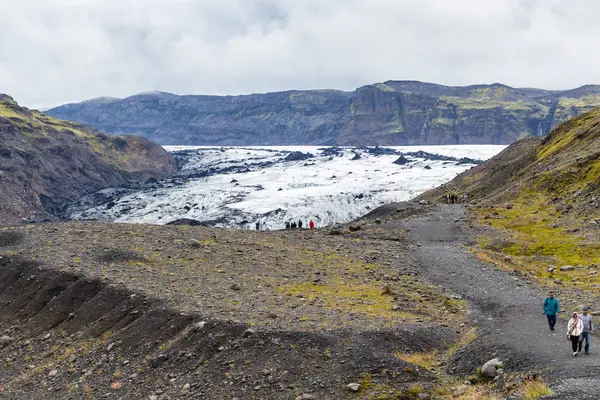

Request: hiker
left=291, top=222, right=297, bottom=229
left=255, top=221, right=260, bottom=230
left=446, top=194, right=451, bottom=204
left=567, top=312, right=584, bottom=356
left=298, top=220, right=303, bottom=229
left=309, top=220, right=315, bottom=229
left=285, top=221, right=291, bottom=229
left=543, top=290, right=560, bottom=332
left=463, top=193, right=468, bottom=203
left=578, top=306, right=594, bottom=355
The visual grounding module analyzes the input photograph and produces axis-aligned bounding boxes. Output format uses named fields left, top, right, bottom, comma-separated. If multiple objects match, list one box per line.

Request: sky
left=1, top=0, right=599, bottom=109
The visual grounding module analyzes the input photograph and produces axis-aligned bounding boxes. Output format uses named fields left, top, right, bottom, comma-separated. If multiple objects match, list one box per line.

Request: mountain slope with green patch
left=47, top=81, right=600, bottom=145
left=0, top=94, right=176, bottom=224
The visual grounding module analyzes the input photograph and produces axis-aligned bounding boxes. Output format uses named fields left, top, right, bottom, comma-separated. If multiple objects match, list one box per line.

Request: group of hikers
left=254, top=219, right=316, bottom=230
left=446, top=192, right=468, bottom=204
left=543, top=290, right=595, bottom=356
left=284, top=219, right=315, bottom=230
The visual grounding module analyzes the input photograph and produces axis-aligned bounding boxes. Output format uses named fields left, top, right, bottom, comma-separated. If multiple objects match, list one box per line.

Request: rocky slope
left=0, top=94, right=177, bottom=224
left=420, top=106, right=600, bottom=330
left=421, top=105, right=600, bottom=218
left=47, top=81, right=600, bottom=146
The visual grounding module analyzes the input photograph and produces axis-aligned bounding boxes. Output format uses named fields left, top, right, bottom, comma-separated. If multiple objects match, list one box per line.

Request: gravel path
left=397, top=204, right=600, bottom=399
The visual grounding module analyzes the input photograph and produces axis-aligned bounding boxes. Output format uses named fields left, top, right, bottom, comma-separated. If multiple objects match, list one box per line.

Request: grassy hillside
left=0, top=94, right=176, bottom=224
left=421, top=106, right=600, bottom=312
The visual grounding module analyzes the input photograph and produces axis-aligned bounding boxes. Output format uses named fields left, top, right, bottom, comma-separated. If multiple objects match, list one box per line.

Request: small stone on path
left=346, top=383, right=360, bottom=392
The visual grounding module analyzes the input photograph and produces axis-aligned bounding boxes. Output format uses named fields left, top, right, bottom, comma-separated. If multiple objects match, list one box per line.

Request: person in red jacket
left=309, top=220, right=315, bottom=229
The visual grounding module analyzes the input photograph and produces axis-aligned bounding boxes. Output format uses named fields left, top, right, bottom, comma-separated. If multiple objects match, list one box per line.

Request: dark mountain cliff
left=47, top=81, right=600, bottom=146
left=0, top=94, right=177, bottom=224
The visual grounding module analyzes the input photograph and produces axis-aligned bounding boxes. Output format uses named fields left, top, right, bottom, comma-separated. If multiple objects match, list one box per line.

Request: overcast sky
left=1, top=0, right=599, bottom=108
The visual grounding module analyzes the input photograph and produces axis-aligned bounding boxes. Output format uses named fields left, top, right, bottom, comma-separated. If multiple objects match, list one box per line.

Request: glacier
left=65, top=145, right=505, bottom=229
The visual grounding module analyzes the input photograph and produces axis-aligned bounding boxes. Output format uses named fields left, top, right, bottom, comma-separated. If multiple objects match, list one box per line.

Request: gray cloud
left=1, top=0, right=599, bottom=108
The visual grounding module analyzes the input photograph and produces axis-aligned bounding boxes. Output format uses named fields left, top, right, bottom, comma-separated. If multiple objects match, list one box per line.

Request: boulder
left=560, top=265, right=574, bottom=271
left=480, top=358, right=502, bottom=378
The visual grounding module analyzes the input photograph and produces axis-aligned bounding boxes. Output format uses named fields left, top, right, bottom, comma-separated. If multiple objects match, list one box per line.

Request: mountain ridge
left=0, top=94, right=177, bottom=224
left=47, top=81, right=600, bottom=146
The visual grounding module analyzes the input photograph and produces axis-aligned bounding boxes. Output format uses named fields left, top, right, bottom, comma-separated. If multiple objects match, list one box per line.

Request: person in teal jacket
left=543, top=290, right=560, bottom=332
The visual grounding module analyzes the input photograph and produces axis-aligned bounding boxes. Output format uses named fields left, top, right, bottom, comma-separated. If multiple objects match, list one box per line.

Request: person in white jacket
left=567, top=312, right=584, bottom=356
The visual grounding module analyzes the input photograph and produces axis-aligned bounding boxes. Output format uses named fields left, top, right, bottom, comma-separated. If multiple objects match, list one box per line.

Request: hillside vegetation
left=0, top=94, right=176, bottom=224
left=422, top=106, right=600, bottom=312
left=47, top=81, right=600, bottom=146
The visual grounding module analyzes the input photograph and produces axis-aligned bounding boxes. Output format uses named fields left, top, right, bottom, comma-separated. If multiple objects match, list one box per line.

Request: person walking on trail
left=309, top=220, right=315, bottom=229
left=298, top=220, right=303, bottom=229
left=285, top=221, right=291, bottom=229
left=567, top=312, right=584, bottom=356
left=543, top=290, right=560, bottom=332
left=578, top=306, right=594, bottom=355
left=255, top=221, right=260, bottom=231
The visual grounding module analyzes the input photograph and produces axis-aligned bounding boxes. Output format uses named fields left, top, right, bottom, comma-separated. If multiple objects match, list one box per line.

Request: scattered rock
left=375, top=218, right=382, bottom=224
left=188, top=238, right=202, bottom=248
left=452, top=385, right=467, bottom=397
left=106, top=343, right=115, bottom=353
left=48, top=369, right=58, bottom=377
left=151, top=354, right=169, bottom=369
left=348, top=225, right=361, bottom=232
left=243, top=329, right=256, bottom=338
left=351, top=154, right=362, bottom=161
left=193, top=321, right=206, bottom=332
left=0, top=336, right=14, bottom=348
left=424, top=165, right=432, bottom=170
left=418, top=394, right=430, bottom=400
left=560, top=265, right=574, bottom=271
left=555, top=278, right=562, bottom=284
left=296, top=394, right=316, bottom=400
left=547, top=266, right=555, bottom=273
left=230, top=283, right=242, bottom=291
left=346, top=383, right=361, bottom=392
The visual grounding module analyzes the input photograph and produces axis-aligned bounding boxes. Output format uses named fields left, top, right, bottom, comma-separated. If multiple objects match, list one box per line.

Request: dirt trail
left=398, top=204, right=600, bottom=399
